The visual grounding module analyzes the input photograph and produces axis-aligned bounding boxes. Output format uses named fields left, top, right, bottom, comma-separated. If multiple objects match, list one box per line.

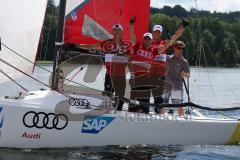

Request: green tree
left=37, top=0, right=58, bottom=61
left=230, top=19, right=240, bottom=52
left=150, top=5, right=240, bottom=67
left=202, top=29, right=217, bottom=66
left=221, top=32, right=240, bottom=67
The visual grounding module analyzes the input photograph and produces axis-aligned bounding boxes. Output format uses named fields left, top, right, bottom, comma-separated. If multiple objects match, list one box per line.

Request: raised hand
left=182, top=18, right=190, bottom=28
left=130, top=16, right=136, bottom=25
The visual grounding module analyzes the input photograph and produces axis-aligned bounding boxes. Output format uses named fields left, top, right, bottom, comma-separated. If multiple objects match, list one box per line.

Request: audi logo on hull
left=23, top=111, right=68, bottom=130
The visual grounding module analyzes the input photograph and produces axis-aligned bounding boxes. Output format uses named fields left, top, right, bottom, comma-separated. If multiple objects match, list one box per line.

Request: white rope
left=193, top=0, right=240, bottom=108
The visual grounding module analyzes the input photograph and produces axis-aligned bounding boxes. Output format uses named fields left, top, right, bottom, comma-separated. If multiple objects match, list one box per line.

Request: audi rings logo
left=23, top=111, right=68, bottom=130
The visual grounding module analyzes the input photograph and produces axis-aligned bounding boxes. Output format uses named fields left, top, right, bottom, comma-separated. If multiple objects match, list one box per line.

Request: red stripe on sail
left=64, top=0, right=150, bottom=44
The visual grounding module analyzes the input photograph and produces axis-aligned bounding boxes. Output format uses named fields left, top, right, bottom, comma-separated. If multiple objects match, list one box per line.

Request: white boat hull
left=0, top=90, right=239, bottom=148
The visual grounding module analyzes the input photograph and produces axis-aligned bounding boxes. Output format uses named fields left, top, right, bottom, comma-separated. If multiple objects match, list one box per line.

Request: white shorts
left=165, top=89, right=183, bottom=104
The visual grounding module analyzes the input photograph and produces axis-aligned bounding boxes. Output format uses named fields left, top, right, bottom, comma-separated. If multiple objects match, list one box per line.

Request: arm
left=181, top=61, right=190, bottom=79
left=158, top=26, right=184, bottom=54
left=168, top=18, right=190, bottom=46
left=129, top=16, right=137, bottom=46
left=158, top=39, right=171, bottom=54
left=130, top=24, right=137, bottom=46
left=181, top=71, right=190, bottom=79
left=169, top=26, right=184, bottom=46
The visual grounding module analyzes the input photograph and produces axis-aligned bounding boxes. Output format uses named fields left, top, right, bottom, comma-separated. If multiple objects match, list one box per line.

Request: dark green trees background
left=37, top=0, right=58, bottom=62
left=37, top=1, right=240, bottom=67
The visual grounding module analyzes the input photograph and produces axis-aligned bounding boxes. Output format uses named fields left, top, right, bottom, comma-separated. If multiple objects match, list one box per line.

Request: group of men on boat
left=80, top=17, right=190, bottom=117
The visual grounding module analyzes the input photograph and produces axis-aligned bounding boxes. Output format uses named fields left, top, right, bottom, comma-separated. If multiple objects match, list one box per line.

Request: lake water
left=0, top=64, right=240, bottom=160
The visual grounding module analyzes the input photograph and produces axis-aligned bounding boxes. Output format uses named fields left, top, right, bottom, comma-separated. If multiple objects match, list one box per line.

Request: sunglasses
left=175, top=47, right=184, bottom=50
left=113, top=28, right=122, bottom=32
left=143, top=37, right=152, bottom=40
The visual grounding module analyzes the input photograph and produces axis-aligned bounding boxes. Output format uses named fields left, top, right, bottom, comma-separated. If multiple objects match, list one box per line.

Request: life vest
left=100, top=39, right=133, bottom=76
left=130, top=43, right=158, bottom=77
left=152, top=40, right=167, bottom=65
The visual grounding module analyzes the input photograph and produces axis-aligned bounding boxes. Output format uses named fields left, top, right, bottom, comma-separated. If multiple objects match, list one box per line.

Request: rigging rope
left=193, top=0, right=240, bottom=108
left=0, top=56, right=102, bottom=109
left=1, top=42, right=52, bottom=74
left=0, top=58, right=51, bottom=90
left=0, top=69, right=28, bottom=92
left=0, top=57, right=74, bottom=99
left=132, top=100, right=240, bottom=112
left=1, top=54, right=240, bottom=114
left=203, top=37, right=240, bottom=103
left=2, top=41, right=240, bottom=113
left=0, top=42, right=104, bottom=93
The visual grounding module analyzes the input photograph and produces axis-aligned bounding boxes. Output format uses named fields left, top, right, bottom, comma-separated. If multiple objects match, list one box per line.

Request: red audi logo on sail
left=23, top=111, right=68, bottom=130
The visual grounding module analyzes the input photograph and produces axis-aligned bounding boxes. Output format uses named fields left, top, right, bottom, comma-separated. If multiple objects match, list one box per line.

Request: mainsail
left=58, top=0, right=150, bottom=93
left=0, top=0, right=48, bottom=82
left=64, top=0, right=150, bottom=44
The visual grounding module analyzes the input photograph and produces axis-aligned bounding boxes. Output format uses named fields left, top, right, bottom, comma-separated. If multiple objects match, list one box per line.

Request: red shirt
left=152, top=40, right=167, bottom=65
left=152, top=40, right=166, bottom=49
left=130, top=43, right=158, bottom=77
left=100, top=39, right=133, bottom=76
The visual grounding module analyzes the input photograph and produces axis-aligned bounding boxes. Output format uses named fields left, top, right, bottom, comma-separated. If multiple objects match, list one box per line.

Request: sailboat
left=0, top=0, right=240, bottom=148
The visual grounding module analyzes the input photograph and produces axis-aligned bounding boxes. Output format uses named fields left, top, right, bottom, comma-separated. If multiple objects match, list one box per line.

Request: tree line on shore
left=37, top=1, right=240, bottom=67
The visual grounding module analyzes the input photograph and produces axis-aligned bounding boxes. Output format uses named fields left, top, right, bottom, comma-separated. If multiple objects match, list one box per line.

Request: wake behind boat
left=0, top=0, right=240, bottom=148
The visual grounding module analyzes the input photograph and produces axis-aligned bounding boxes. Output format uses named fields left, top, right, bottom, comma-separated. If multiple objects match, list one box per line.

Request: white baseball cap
left=143, top=32, right=152, bottom=39
left=112, top=24, right=123, bottom=31
left=153, top=25, right=163, bottom=32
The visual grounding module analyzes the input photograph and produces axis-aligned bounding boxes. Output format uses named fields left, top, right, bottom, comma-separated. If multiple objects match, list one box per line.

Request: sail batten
left=0, top=0, right=48, bottom=82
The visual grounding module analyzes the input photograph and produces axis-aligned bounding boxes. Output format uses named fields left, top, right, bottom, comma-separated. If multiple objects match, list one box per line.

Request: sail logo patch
left=81, top=116, right=115, bottom=134
left=0, top=107, right=3, bottom=128
left=71, top=11, right=77, bottom=21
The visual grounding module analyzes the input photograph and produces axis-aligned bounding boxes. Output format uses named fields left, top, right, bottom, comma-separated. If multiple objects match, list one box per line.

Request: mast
left=51, top=0, right=66, bottom=89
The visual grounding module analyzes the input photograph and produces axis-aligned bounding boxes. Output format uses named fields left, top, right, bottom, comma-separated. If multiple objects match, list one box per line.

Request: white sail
left=82, top=14, right=113, bottom=40
left=0, top=0, right=48, bottom=82
left=65, top=0, right=85, bottom=16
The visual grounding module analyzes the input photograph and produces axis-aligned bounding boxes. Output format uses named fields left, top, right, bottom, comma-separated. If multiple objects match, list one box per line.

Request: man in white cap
left=128, top=32, right=158, bottom=113
left=80, top=23, right=133, bottom=111
left=128, top=17, right=170, bottom=113
left=152, top=22, right=187, bottom=49
left=151, top=19, right=190, bottom=114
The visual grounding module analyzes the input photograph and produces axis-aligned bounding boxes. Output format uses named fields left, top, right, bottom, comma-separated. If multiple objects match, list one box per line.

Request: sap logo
left=81, top=116, right=115, bottom=134
left=0, top=107, right=3, bottom=128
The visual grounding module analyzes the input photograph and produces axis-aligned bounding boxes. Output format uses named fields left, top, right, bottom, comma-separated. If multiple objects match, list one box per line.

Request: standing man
left=152, top=18, right=190, bottom=49
left=129, top=17, right=170, bottom=113
left=80, top=24, right=133, bottom=111
left=128, top=32, right=158, bottom=113
left=151, top=19, right=190, bottom=114
left=166, top=41, right=190, bottom=117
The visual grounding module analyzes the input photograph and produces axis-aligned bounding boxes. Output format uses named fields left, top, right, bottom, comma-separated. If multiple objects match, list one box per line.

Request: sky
left=150, top=0, right=240, bottom=13
left=54, top=0, right=240, bottom=13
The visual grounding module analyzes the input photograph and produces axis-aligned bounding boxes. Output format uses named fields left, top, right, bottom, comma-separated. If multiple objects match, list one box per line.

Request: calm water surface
left=0, top=65, right=240, bottom=160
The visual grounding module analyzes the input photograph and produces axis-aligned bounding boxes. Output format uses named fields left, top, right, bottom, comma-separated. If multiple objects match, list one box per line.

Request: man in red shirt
left=151, top=20, right=189, bottom=114
left=129, top=18, right=170, bottom=113
left=128, top=32, right=154, bottom=113
left=81, top=24, right=133, bottom=111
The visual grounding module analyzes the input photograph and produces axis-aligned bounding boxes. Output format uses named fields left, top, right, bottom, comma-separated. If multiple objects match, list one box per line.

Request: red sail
left=64, top=0, right=150, bottom=44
